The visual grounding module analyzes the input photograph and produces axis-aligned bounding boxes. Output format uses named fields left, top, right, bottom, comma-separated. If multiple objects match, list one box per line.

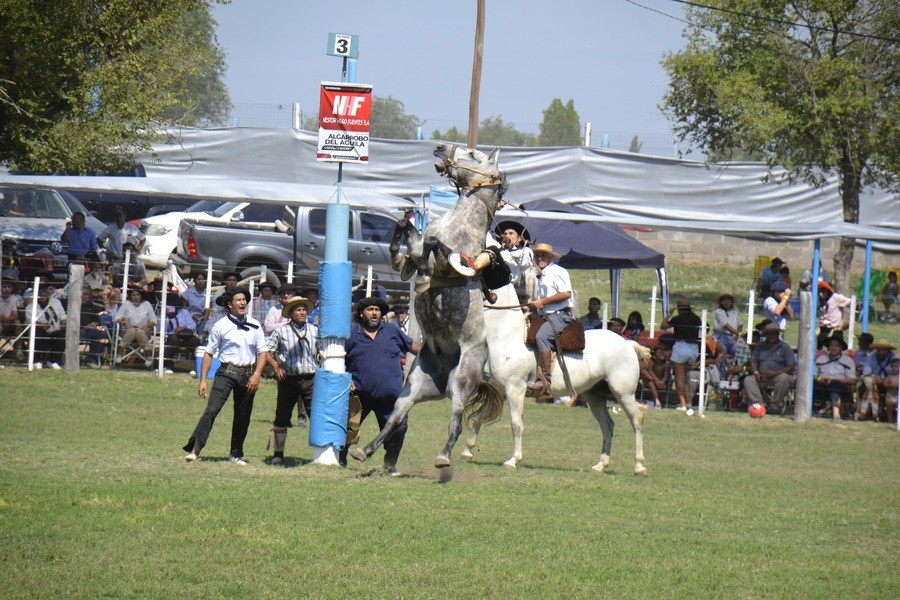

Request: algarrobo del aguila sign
left=317, top=82, right=372, bottom=163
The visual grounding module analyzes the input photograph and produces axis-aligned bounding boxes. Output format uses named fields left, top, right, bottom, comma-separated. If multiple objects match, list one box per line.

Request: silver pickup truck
left=175, top=202, right=406, bottom=290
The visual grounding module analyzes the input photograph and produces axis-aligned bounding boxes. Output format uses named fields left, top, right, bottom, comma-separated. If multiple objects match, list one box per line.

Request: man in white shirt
left=98, top=205, right=145, bottom=260
left=183, top=287, right=268, bottom=464
left=114, top=287, right=157, bottom=367
left=527, top=243, right=574, bottom=397
left=24, top=282, right=66, bottom=369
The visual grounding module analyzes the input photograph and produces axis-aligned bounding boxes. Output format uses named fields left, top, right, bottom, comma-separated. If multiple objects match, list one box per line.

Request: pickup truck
left=175, top=203, right=406, bottom=291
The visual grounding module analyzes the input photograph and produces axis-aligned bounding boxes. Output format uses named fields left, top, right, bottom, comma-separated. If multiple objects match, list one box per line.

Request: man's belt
left=221, top=362, right=254, bottom=378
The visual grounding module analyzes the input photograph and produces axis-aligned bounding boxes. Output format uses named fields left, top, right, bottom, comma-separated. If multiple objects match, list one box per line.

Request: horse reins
left=443, top=144, right=505, bottom=190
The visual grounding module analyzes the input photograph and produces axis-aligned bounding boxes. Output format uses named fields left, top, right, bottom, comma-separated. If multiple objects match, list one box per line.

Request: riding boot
left=527, top=350, right=553, bottom=397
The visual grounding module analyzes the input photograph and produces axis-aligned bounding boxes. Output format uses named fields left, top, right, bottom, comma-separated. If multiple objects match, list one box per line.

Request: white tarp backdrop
left=138, top=127, right=898, bottom=244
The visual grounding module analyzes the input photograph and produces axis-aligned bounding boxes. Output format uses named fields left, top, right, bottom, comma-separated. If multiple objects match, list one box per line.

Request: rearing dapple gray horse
left=350, top=144, right=508, bottom=468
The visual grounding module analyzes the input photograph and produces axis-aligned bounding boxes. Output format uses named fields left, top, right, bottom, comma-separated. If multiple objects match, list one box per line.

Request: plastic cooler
left=194, top=347, right=221, bottom=379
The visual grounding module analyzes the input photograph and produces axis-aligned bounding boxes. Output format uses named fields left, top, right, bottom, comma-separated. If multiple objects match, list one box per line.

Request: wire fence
left=221, top=102, right=691, bottom=159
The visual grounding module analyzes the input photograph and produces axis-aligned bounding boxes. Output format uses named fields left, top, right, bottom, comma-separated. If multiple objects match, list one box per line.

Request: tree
left=478, top=115, right=537, bottom=147
left=539, top=98, right=581, bottom=146
left=0, top=0, right=231, bottom=174
left=431, top=125, right=466, bottom=143
left=628, top=135, right=643, bottom=153
left=661, top=0, right=899, bottom=291
left=370, top=96, right=419, bottom=140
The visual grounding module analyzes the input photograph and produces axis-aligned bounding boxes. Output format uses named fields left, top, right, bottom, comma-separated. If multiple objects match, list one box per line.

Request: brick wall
left=628, top=230, right=899, bottom=272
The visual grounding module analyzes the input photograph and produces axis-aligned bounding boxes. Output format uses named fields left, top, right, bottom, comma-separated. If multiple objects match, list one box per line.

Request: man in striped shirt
left=265, top=296, right=318, bottom=465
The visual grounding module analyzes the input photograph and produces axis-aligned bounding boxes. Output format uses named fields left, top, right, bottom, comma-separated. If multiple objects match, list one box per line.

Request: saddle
left=525, top=315, right=586, bottom=353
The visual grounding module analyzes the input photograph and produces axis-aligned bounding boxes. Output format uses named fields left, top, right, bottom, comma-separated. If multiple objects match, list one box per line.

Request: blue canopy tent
left=496, top=198, right=668, bottom=316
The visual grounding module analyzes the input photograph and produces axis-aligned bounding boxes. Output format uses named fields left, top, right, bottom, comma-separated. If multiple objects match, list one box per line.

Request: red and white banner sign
left=317, top=82, right=372, bottom=163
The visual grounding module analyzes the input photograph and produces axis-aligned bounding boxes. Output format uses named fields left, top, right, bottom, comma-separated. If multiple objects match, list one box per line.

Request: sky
left=212, top=0, right=690, bottom=139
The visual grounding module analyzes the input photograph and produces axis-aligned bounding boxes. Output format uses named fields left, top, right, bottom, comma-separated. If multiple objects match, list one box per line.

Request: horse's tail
left=629, top=341, right=651, bottom=364
left=464, top=378, right=505, bottom=428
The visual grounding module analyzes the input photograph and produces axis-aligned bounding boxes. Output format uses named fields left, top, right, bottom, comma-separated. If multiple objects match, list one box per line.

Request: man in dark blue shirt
left=342, top=297, right=419, bottom=474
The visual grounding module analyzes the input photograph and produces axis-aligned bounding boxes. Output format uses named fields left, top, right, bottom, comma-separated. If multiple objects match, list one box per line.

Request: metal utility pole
left=467, top=0, right=485, bottom=148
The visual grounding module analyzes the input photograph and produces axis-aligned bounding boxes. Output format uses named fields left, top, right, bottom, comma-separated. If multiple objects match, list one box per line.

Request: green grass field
left=1, top=369, right=898, bottom=599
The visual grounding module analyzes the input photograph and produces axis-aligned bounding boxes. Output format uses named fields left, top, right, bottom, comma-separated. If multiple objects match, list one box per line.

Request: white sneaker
left=34, top=362, right=43, bottom=370
left=49, top=362, right=62, bottom=370
left=229, top=456, right=248, bottom=466
left=184, top=452, right=198, bottom=462
left=164, top=368, right=174, bottom=375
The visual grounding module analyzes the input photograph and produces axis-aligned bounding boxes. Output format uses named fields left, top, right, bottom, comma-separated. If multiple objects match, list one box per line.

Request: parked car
left=175, top=202, right=408, bottom=293
left=138, top=199, right=227, bottom=268
left=0, top=186, right=105, bottom=282
left=73, top=190, right=197, bottom=224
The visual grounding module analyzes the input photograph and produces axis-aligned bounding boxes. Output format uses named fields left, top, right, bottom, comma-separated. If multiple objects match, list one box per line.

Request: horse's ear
left=488, top=147, right=501, bottom=164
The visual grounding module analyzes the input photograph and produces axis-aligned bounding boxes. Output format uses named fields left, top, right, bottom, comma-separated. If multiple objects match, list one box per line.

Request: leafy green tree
left=661, top=0, right=899, bottom=291
left=431, top=125, right=466, bottom=143
left=628, top=135, right=643, bottom=153
left=478, top=115, right=537, bottom=147
left=0, top=0, right=230, bottom=174
left=539, top=98, right=581, bottom=146
left=370, top=96, right=419, bottom=140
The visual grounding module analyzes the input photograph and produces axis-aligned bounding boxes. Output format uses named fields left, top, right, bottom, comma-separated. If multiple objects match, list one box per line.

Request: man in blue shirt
left=341, top=297, right=419, bottom=474
left=61, top=211, right=98, bottom=259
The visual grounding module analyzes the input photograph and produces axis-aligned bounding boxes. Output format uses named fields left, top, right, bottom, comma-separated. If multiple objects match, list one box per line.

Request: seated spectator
left=24, top=282, right=66, bottom=369
left=813, top=338, right=856, bottom=420
left=163, top=294, right=201, bottom=351
left=61, top=211, right=99, bottom=259
left=80, top=284, right=111, bottom=369
left=780, top=265, right=792, bottom=289
left=763, top=281, right=793, bottom=333
left=579, top=297, right=603, bottom=330
left=757, top=257, right=784, bottom=296
left=743, top=323, right=796, bottom=413
left=624, top=311, right=645, bottom=340
left=181, top=272, right=211, bottom=330
left=115, top=287, right=157, bottom=367
left=854, top=333, right=874, bottom=368
left=607, top=317, right=626, bottom=336
left=82, top=251, right=107, bottom=290
left=253, top=282, right=277, bottom=323
left=110, top=242, right=148, bottom=285
left=0, top=275, right=24, bottom=361
left=884, top=357, right=898, bottom=423
left=816, top=281, right=850, bottom=349
left=881, top=271, right=898, bottom=319
left=713, top=292, right=742, bottom=361
left=862, top=339, right=896, bottom=417
left=640, top=334, right=674, bottom=408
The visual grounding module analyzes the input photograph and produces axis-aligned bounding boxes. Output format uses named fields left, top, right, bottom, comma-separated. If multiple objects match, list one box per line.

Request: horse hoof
left=502, top=458, right=518, bottom=469
left=435, top=455, right=452, bottom=469
left=460, top=449, right=473, bottom=462
left=634, top=467, right=649, bottom=477
left=600, top=454, right=611, bottom=468
left=349, top=448, right=368, bottom=463
left=591, top=461, right=606, bottom=474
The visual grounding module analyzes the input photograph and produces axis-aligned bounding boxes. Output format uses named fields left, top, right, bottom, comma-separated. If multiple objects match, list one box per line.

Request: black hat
left=356, top=296, right=389, bottom=317
left=113, top=206, right=125, bottom=216
left=221, top=286, right=251, bottom=307
left=258, top=281, right=277, bottom=292
left=222, top=271, right=242, bottom=282
left=391, top=303, right=409, bottom=314
left=495, top=220, right=531, bottom=241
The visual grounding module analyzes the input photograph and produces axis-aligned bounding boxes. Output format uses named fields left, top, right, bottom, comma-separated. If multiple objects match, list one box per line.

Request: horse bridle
left=441, top=144, right=505, bottom=190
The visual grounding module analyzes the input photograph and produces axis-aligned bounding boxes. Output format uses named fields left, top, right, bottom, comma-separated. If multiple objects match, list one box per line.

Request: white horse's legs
left=503, top=388, right=526, bottom=468
left=585, top=393, right=614, bottom=473
left=584, top=384, right=648, bottom=476
left=617, top=390, right=648, bottom=476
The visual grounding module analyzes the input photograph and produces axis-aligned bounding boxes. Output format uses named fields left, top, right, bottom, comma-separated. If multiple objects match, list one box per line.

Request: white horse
left=462, top=282, right=651, bottom=475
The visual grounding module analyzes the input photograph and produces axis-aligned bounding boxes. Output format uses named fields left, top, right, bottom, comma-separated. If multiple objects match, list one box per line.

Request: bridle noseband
left=440, top=144, right=505, bottom=190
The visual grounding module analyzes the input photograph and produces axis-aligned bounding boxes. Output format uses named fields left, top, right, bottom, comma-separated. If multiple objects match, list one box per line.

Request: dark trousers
left=80, top=327, right=107, bottom=361
left=35, top=330, right=65, bottom=363
left=813, top=380, right=852, bottom=408
left=273, top=374, right=314, bottom=428
left=339, top=392, right=408, bottom=467
left=183, top=373, right=256, bottom=458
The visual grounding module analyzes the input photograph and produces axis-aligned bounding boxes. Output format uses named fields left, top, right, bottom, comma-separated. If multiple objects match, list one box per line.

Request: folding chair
left=113, top=322, right=157, bottom=368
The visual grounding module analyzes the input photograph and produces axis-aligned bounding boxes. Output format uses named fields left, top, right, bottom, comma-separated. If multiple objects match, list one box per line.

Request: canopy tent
left=496, top=198, right=667, bottom=315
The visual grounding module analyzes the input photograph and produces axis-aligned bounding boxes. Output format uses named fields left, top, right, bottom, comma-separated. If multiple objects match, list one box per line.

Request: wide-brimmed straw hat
left=870, top=339, right=896, bottom=350
left=281, top=296, right=314, bottom=318
left=531, top=243, right=560, bottom=259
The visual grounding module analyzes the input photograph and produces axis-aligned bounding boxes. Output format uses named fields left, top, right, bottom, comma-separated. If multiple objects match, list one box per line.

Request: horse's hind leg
left=584, top=391, right=614, bottom=474
left=503, top=387, right=526, bottom=468
left=460, top=410, right=483, bottom=462
left=616, top=389, right=648, bottom=476
left=437, top=344, right=487, bottom=468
